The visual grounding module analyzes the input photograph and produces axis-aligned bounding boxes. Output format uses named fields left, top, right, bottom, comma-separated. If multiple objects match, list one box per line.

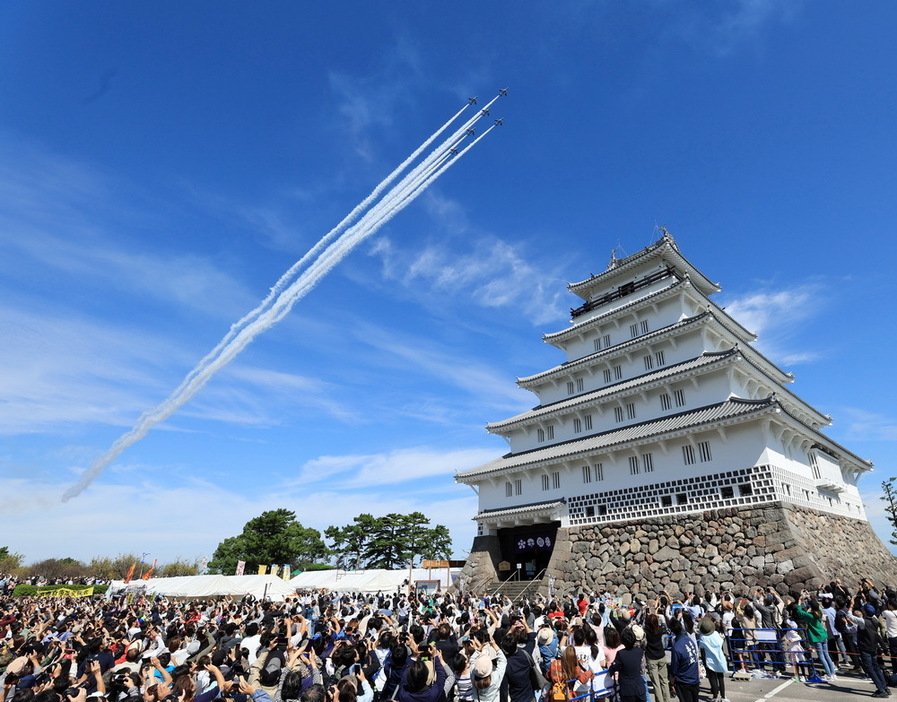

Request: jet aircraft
left=468, top=97, right=478, bottom=105
left=494, top=118, right=503, bottom=126
left=498, top=88, right=508, bottom=96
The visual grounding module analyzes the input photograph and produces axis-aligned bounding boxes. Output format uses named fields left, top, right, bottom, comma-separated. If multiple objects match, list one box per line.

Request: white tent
left=289, top=568, right=459, bottom=594
left=107, top=574, right=298, bottom=601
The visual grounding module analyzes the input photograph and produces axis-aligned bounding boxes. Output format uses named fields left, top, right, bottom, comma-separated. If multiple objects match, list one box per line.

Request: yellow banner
left=257, top=564, right=267, bottom=575
left=37, top=587, right=94, bottom=598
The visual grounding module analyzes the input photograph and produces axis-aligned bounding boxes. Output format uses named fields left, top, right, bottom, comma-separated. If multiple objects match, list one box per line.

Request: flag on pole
left=257, top=564, right=267, bottom=575
left=141, top=559, right=157, bottom=580
left=282, top=564, right=290, bottom=580
left=235, top=561, right=245, bottom=576
left=124, top=562, right=136, bottom=583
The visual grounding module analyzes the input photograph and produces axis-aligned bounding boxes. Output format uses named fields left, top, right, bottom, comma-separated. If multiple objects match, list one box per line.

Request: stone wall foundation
left=536, top=503, right=897, bottom=600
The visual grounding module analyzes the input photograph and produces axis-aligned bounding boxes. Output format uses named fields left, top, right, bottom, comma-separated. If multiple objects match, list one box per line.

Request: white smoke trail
left=168, top=101, right=497, bottom=403
left=61, top=104, right=499, bottom=501
left=171, top=103, right=475, bottom=400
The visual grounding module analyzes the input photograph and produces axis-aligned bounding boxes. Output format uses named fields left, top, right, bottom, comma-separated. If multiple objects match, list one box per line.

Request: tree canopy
left=207, top=509, right=327, bottom=574
left=325, top=512, right=451, bottom=569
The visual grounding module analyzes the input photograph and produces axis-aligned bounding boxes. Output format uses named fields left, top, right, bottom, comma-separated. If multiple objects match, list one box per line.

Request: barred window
left=576, top=378, right=584, bottom=392
left=674, top=389, right=685, bottom=407
left=541, top=474, right=550, bottom=490
left=537, top=428, right=545, bottom=442
left=584, top=414, right=593, bottom=430
left=614, top=406, right=625, bottom=422
left=552, top=471, right=560, bottom=489
left=640, top=320, right=649, bottom=334
left=603, top=369, right=612, bottom=384
left=546, top=425, right=555, bottom=440
left=582, top=465, right=592, bottom=483
left=644, top=355, right=654, bottom=371
left=682, top=444, right=696, bottom=465
left=628, top=456, right=640, bottom=475
left=699, top=441, right=712, bottom=462
left=643, top=452, right=654, bottom=472
left=627, top=402, right=636, bottom=419
left=660, top=393, right=672, bottom=411
left=614, top=365, right=623, bottom=380
left=573, top=418, right=582, bottom=433
left=655, top=350, right=665, bottom=366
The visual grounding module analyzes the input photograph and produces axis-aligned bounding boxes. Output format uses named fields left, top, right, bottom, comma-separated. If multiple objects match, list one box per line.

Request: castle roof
left=544, top=275, right=756, bottom=347
left=518, top=311, right=792, bottom=388
left=458, top=397, right=777, bottom=481
left=489, top=349, right=829, bottom=433
left=568, top=234, right=719, bottom=300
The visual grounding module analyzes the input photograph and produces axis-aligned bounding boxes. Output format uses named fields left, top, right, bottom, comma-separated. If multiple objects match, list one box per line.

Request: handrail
left=489, top=570, right=520, bottom=599
left=513, top=568, right=547, bottom=602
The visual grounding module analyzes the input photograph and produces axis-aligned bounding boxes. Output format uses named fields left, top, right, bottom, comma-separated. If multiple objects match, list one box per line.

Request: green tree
left=86, top=554, right=142, bottom=580
left=882, top=478, right=897, bottom=546
left=27, top=557, right=85, bottom=580
left=160, top=558, right=201, bottom=577
left=326, top=512, right=452, bottom=569
left=207, top=509, right=327, bottom=574
left=0, top=547, right=24, bottom=574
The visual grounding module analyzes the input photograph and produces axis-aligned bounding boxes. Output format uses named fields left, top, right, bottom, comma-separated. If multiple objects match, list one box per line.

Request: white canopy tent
left=107, top=574, right=298, bottom=601
left=289, top=568, right=459, bottom=594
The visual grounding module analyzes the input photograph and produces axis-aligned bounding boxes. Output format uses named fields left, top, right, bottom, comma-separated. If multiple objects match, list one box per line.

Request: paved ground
left=692, top=669, right=887, bottom=701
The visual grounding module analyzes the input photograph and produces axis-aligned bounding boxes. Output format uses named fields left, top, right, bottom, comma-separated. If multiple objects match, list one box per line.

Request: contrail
left=62, top=95, right=502, bottom=501
left=173, top=97, right=499, bottom=400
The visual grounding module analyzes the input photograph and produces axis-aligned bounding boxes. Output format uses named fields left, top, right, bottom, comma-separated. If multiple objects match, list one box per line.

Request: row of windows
left=572, top=415, right=594, bottom=433
left=628, top=453, right=654, bottom=475
left=643, top=350, right=666, bottom=371
left=540, top=471, right=562, bottom=490
left=682, top=440, right=712, bottom=465
left=504, top=479, right=522, bottom=496
left=630, top=320, right=650, bottom=338
left=537, top=390, right=688, bottom=443
left=566, top=378, right=585, bottom=395
left=659, top=389, right=686, bottom=411
left=581, top=482, right=754, bottom=518
left=593, top=334, right=612, bottom=353
left=511, top=441, right=716, bottom=495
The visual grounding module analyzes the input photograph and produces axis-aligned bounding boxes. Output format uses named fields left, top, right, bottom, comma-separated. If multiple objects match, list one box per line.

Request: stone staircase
left=489, top=577, right=545, bottom=603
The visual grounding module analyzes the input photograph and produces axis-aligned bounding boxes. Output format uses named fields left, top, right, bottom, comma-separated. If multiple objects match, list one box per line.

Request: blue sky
left=2, top=1, right=896, bottom=567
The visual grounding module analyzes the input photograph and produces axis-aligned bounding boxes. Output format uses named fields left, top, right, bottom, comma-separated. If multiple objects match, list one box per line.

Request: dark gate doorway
left=497, top=522, right=559, bottom=580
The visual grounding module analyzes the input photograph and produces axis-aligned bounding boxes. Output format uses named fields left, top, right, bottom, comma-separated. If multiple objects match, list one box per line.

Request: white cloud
left=0, top=461, right=481, bottom=564
left=720, top=282, right=824, bottom=366
left=373, top=234, right=567, bottom=326
left=840, top=409, right=897, bottom=442
left=295, top=446, right=498, bottom=488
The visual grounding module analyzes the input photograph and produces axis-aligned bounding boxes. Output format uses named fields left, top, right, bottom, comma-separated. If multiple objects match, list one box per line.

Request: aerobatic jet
left=465, top=128, right=475, bottom=136
left=494, top=118, right=503, bottom=126
left=498, top=88, right=508, bottom=96
left=480, top=108, right=490, bottom=116
left=468, top=97, right=478, bottom=105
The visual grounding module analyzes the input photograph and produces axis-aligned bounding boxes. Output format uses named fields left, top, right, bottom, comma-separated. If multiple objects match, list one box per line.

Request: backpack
left=548, top=659, right=567, bottom=702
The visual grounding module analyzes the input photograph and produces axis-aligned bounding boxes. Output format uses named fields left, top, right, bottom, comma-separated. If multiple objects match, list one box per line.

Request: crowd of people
left=0, top=575, right=895, bottom=702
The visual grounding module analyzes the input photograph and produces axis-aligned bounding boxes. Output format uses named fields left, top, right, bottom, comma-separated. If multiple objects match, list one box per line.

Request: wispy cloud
left=840, top=409, right=897, bottom=442
left=721, top=282, right=824, bottom=366
left=295, top=446, right=497, bottom=488
left=0, top=465, right=480, bottom=564
left=372, top=234, right=567, bottom=326
left=660, top=0, right=802, bottom=56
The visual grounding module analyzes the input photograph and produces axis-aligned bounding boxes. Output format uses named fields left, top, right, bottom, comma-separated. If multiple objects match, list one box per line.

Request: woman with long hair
left=643, top=613, right=671, bottom=702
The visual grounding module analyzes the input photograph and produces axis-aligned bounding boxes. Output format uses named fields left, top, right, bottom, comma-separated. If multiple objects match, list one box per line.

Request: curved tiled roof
left=543, top=276, right=756, bottom=345
left=489, top=351, right=738, bottom=431
left=475, top=499, right=566, bottom=520
left=518, top=311, right=791, bottom=387
left=568, top=235, right=719, bottom=299
left=457, top=397, right=778, bottom=481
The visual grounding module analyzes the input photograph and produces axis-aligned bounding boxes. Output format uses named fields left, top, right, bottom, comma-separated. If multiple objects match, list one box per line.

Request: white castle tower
left=456, top=232, right=897, bottom=598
